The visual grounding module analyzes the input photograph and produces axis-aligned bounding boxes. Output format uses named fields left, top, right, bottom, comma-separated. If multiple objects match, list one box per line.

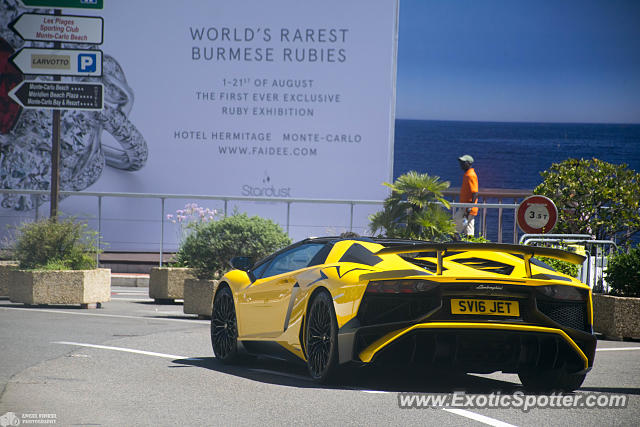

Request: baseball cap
left=458, top=154, right=474, bottom=163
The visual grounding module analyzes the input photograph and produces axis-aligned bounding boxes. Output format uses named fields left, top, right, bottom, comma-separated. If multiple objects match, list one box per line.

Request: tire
left=305, top=290, right=339, bottom=383
left=210, top=286, right=240, bottom=363
left=518, top=368, right=587, bottom=392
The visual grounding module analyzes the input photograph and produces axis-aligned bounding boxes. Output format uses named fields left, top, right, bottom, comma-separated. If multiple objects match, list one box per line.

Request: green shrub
left=0, top=248, right=14, bottom=260
left=605, top=248, right=640, bottom=297
left=538, top=256, right=579, bottom=278
left=534, top=158, right=640, bottom=244
left=13, top=218, right=99, bottom=270
left=41, top=259, right=72, bottom=271
left=175, top=213, right=291, bottom=280
left=462, top=235, right=491, bottom=243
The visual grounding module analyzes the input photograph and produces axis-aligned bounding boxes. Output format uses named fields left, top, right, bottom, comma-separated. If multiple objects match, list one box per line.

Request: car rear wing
left=375, top=242, right=586, bottom=278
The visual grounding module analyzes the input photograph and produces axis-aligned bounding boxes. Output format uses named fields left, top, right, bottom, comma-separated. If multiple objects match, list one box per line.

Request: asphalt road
left=1, top=288, right=638, bottom=426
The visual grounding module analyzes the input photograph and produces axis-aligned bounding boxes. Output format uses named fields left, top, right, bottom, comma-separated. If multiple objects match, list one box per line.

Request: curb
left=111, top=274, right=149, bottom=288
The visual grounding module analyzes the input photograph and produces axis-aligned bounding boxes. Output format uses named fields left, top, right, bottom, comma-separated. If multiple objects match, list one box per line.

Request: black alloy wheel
left=305, top=290, right=339, bottom=383
left=210, top=286, right=239, bottom=363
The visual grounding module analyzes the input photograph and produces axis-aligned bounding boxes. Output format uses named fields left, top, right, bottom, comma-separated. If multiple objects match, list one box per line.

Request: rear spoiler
left=375, top=243, right=585, bottom=278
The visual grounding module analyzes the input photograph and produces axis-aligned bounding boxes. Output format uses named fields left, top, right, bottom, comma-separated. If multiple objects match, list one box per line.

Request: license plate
left=451, top=299, right=519, bottom=316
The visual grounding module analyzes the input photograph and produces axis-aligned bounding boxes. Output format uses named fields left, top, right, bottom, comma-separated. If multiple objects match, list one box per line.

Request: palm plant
left=369, top=171, right=455, bottom=241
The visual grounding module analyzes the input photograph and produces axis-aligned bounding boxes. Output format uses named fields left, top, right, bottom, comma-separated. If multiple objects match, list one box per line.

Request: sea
left=393, top=119, right=640, bottom=242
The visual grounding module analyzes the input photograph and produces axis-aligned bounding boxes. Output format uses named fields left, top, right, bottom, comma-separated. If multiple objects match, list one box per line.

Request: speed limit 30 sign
left=517, top=195, right=558, bottom=234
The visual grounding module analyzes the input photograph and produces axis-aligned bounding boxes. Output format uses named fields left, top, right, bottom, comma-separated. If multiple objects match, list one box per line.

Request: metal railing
left=446, top=188, right=531, bottom=243
left=519, top=233, right=618, bottom=291
left=0, top=188, right=532, bottom=264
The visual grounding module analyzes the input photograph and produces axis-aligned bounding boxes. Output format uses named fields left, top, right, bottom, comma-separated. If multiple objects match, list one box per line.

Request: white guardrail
left=519, top=233, right=618, bottom=292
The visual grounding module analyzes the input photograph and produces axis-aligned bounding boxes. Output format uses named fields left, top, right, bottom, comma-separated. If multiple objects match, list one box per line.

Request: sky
left=395, top=0, right=640, bottom=124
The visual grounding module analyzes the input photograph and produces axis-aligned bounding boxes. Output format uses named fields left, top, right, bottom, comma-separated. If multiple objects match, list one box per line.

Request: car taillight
left=366, top=280, right=438, bottom=294
left=537, top=285, right=586, bottom=301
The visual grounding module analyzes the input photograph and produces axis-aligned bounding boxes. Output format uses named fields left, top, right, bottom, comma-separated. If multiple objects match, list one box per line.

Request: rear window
left=338, top=243, right=382, bottom=266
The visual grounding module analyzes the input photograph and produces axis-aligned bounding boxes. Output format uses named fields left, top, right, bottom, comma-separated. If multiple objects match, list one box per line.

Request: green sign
left=19, top=0, right=103, bottom=9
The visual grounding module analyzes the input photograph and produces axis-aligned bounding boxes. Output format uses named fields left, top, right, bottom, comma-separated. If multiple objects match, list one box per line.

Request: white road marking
left=596, top=347, right=640, bottom=351
left=344, top=386, right=391, bottom=394
left=53, top=341, right=203, bottom=361
left=54, top=342, right=307, bottom=381
left=443, top=408, right=518, bottom=427
left=1, top=306, right=209, bottom=324
left=111, top=292, right=149, bottom=296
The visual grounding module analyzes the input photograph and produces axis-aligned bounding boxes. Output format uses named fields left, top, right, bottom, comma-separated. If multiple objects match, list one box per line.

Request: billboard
left=0, top=0, right=398, bottom=250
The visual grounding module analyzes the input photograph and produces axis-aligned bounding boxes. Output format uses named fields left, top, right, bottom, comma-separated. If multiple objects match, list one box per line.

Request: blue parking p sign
left=78, top=53, right=97, bottom=72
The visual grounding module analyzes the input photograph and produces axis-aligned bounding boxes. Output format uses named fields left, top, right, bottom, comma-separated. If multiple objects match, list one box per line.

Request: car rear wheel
left=305, top=290, right=339, bottom=383
left=211, top=286, right=239, bottom=363
left=518, top=367, right=586, bottom=392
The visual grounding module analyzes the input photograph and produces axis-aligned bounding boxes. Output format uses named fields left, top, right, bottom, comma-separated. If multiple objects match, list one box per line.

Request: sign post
left=517, top=195, right=558, bottom=234
left=11, top=4, right=104, bottom=219
left=51, top=9, right=62, bottom=219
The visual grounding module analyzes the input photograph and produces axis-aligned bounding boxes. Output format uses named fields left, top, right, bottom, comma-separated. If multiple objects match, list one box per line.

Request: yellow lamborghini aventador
left=210, top=237, right=596, bottom=391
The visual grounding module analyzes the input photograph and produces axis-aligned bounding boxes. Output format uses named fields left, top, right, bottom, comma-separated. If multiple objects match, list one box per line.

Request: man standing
left=455, top=154, right=479, bottom=237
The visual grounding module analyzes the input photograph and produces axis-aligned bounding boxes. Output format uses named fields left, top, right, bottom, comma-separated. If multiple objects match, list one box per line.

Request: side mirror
left=229, top=256, right=253, bottom=271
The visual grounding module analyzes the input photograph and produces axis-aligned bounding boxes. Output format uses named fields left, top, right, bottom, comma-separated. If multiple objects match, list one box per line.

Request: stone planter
left=9, top=268, right=111, bottom=308
left=593, top=293, right=640, bottom=340
left=0, top=261, right=19, bottom=297
left=183, top=278, right=218, bottom=318
left=149, top=267, right=194, bottom=303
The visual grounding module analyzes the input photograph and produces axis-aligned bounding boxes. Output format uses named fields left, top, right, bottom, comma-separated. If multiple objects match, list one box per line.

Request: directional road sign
left=10, top=13, right=103, bottom=44
left=9, top=80, right=104, bottom=111
left=11, top=48, right=103, bottom=77
left=19, top=0, right=103, bottom=9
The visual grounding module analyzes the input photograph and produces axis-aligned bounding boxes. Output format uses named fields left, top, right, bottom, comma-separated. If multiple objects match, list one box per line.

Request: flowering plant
left=175, top=213, right=291, bottom=279
left=167, top=203, right=219, bottom=244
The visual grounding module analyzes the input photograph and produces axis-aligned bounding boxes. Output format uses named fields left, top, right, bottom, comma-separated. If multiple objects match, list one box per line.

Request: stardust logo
left=241, top=172, right=291, bottom=198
